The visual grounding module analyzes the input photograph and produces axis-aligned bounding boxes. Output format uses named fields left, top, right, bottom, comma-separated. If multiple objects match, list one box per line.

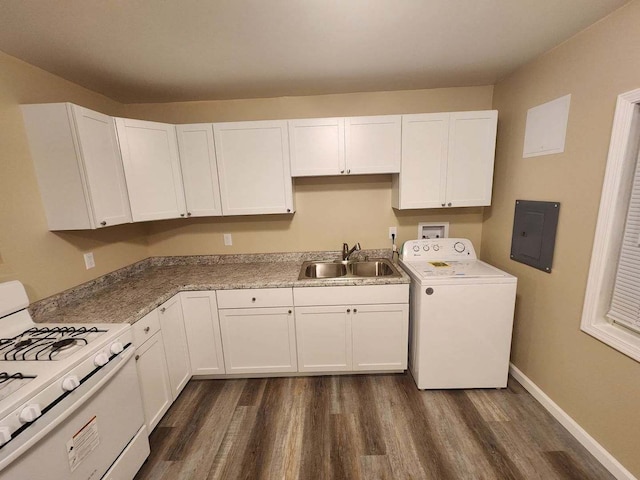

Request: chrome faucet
left=342, top=242, right=361, bottom=261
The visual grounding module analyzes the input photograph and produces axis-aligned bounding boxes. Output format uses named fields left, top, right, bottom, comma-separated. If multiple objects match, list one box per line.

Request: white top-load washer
left=399, top=238, right=517, bottom=389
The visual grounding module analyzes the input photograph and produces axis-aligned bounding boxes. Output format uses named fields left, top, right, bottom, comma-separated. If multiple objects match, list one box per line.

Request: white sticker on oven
left=66, top=416, right=100, bottom=472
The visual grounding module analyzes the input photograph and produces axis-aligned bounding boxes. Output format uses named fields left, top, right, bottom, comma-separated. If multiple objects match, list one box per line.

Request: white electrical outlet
left=388, top=227, right=397, bottom=240
left=83, top=252, right=95, bottom=270
left=223, top=233, right=233, bottom=246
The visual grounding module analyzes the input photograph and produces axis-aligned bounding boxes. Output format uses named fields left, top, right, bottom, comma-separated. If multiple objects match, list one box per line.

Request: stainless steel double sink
left=298, top=258, right=402, bottom=280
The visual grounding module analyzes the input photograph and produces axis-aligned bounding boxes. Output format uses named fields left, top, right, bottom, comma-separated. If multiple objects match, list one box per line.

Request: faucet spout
left=342, top=242, right=361, bottom=261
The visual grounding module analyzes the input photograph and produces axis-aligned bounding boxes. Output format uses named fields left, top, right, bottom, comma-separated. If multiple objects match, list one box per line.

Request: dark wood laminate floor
left=134, top=374, right=614, bottom=480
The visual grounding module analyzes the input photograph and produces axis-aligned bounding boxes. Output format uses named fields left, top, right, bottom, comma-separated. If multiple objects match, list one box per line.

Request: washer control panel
left=401, top=238, right=477, bottom=262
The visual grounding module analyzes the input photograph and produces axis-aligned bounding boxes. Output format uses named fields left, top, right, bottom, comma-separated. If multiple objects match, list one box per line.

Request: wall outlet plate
left=83, top=252, right=95, bottom=270
left=388, top=227, right=397, bottom=240
left=223, top=233, right=233, bottom=246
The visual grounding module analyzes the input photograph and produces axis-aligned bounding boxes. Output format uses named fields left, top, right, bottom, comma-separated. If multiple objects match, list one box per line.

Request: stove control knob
left=0, top=426, right=11, bottom=446
left=94, top=352, right=110, bottom=367
left=110, top=342, right=124, bottom=355
left=454, top=241, right=465, bottom=253
left=62, top=375, right=80, bottom=392
left=19, top=404, right=42, bottom=424
left=412, top=245, right=420, bottom=252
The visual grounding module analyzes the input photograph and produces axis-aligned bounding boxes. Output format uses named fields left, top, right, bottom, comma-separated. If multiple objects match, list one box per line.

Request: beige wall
left=0, top=51, right=150, bottom=301
left=126, top=87, right=493, bottom=256
left=482, top=1, right=640, bottom=476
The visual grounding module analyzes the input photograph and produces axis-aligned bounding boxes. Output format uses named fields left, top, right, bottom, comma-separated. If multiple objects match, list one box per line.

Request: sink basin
left=303, top=262, right=347, bottom=279
left=350, top=261, right=396, bottom=277
left=298, top=258, right=401, bottom=280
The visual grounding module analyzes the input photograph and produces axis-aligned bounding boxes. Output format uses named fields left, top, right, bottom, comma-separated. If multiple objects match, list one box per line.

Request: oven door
left=0, top=347, right=148, bottom=480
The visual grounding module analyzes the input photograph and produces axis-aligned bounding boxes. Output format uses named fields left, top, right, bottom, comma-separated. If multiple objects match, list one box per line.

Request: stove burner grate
left=0, top=372, right=36, bottom=384
left=0, top=326, right=107, bottom=361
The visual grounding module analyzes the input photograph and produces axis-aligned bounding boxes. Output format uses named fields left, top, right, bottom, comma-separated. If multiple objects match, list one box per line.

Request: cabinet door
left=116, top=118, right=187, bottom=221
left=393, top=113, right=449, bottom=209
left=71, top=105, right=132, bottom=228
left=158, top=296, right=191, bottom=399
left=351, top=304, right=408, bottom=371
left=214, top=120, right=294, bottom=215
left=219, top=307, right=297, bottom=374
left=176, top=124, right=223, bottom=217
left=135, top=331, right=172, bottom=432
left=295, top=306, right=352, bottom=372
left=445, top=111, right=498, bottom=207
left=345, top=115, right=401, bottom=174
left=288, top=118, right=345, bottom=176
left=180, top=291, right=225, bottom=375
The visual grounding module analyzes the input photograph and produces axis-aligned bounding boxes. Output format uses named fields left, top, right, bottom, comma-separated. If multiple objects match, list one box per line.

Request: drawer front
left=132, top=309, right=161, bottom=348
left=216, top=288, right=293, bottom=309
left=293, top=284, right=408, bottom=306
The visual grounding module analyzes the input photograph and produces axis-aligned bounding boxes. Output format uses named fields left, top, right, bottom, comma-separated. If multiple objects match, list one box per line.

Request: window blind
left=607, top=150, right=640, bottom=333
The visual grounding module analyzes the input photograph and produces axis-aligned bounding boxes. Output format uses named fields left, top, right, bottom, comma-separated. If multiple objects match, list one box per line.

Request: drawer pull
left=135, top=355, right=140, bottom=361
left=347, top=308, right=351, bottom=313
left=144, top=326, right=150, bottom=333
left=288, top=310, right=292, bottom=314
left=353, top=308, right=357, bottom=313
left=252, top=297, right=256, bottom=302
left=160, top=307, right=166, bottom=313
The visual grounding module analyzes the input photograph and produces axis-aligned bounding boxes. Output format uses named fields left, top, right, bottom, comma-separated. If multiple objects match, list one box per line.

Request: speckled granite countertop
left=30, top=250, right=410, bottom=326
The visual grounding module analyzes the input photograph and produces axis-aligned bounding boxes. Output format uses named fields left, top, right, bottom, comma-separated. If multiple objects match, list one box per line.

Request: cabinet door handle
left=252, top=297, right=256, bottom=302
left=353, top=308, right=357, bottom=313
left=448, top=202, right=452, bottom=207
left=144, top=326, right=150, bottom=333
left=286, top=209, right=291, bottom=213
left=441, top=203, right=445, bottom=207
left=180, top=213, right=185, bottom=217
left=347, top=308, right=351, bottom=313
left=340, top=170, right=345, bottom=174
left=159, top=307, right=166, bottom=313
left=135, top=354, right=140, bottom=361
left=288, top=310, right=292, bottom=314
left=187, top=212, right=192, bottom=217
left=347, top=169, right=351, bottom=174
left=100, top=221, right=107, bottom=226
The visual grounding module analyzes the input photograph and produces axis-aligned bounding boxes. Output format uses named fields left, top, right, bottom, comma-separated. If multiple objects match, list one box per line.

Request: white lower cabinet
left=133, top=310, right=172, bottom=433
left=157, top=295, right=191, bottom=399
left=293, top=285, right=409, bottom=373
left=218, top=306, right=297, bottom=374
left=351, top=303, right=408, bottom=371
left=295, top=306, right=352, bottom=372
left=180, top=291, right=225, bottom=375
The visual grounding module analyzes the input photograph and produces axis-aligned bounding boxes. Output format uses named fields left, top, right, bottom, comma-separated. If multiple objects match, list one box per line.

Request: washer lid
left=411, top=260, right=507, bottom=278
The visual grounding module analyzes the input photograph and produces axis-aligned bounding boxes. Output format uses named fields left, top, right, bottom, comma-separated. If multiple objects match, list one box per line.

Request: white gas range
left=0, top=281, right=149, bottom=480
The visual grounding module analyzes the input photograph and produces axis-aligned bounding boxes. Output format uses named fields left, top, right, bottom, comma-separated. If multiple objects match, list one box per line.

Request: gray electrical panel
left=510, top=200, right=560, bottom=273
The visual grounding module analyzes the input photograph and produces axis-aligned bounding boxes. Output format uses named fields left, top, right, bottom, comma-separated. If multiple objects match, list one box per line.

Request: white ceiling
left=0, top=1, right=629, bottom=103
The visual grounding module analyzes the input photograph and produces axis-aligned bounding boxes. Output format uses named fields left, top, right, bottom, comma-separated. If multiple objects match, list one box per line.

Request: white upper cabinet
left=213, top=120, right=294, bottom=215
left=345, top=115, right=401, bottom=174
left=392, top=110, right=497, bottom=209
left=176, top=124, right=223, bottom=217
left=394, top=113, right=449, bottom=209
left=21, top=103, right=132, bottom=230
left=289, top=115, right=401, bottom=177
left=289, top=118, right=345, bottom=176
left=446, top=111, right=498, bottom=207
left=115, top=118, right=187, bottom=222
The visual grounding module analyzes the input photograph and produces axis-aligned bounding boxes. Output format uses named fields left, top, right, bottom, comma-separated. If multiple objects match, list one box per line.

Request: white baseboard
left=509, top=363, right=636, bottom=480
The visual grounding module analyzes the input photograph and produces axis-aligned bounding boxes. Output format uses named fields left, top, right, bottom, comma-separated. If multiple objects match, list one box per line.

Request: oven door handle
left=0, top=346, right=138, bottom=471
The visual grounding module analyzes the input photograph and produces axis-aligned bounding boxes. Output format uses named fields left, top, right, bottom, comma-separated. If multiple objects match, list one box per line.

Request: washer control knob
left=412, top=245, right=420, bottom=252
left=433, top=245, right=439, bottom=252
left=423, top=245, right=430, bottom=251
left=110, top=342, right=124, bottom=355
left=0, top=426, right=11, bottom=446
left=62, top=375, right=80, bottom=392
left=94, top=352, right=109, bottom=367
left=19, top=404, right=42, bottom=423
left=454, top=241, right=465, bottom=253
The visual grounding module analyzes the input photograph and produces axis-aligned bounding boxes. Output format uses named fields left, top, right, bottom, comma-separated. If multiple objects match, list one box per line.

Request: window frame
left=581, top=88, right=640, bottom=362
